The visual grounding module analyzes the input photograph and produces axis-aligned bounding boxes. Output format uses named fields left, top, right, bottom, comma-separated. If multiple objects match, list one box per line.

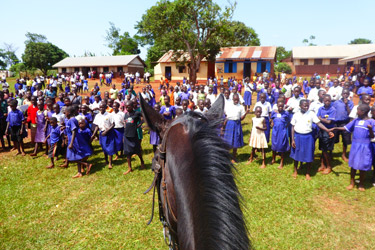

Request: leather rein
left=144, top=124, right=178, bottom=249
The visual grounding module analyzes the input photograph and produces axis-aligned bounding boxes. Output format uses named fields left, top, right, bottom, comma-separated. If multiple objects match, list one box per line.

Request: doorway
left=165, top=66, right=172, bottom=80
left=243, top=62, right=251, bottom=79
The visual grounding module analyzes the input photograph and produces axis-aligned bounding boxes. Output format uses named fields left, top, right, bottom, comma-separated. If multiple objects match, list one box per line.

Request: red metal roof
left=216, top=46, right=276, bottom=61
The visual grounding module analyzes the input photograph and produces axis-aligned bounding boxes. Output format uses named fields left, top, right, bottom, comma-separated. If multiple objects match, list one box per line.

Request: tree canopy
left=0, top=43, right=19, bottom=70
left=349, top=38, right=372, bottom=44
left=302, top=35, right=316, bottom=46
left=105, top=22, right=140, bottom=55
left=136, top=0, right=259, bottom=82
left=22, top=32, right=68, bottom=75
left=276, top=47, right=292, bottom=64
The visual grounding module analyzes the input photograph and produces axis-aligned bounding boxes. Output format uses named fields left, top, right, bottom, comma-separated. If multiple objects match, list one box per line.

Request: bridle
left=144, top=123, right=179, bottom=250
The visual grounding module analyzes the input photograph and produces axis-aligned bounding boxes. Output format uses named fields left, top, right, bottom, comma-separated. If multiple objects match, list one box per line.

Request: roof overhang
left=339, top=50, right=375, bottom=62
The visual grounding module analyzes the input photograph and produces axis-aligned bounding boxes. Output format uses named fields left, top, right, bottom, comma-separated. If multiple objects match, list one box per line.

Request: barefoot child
left=112, top=102, right=125, bottom=159
left=150, top=104, right=161, bottom=153
left=92, top=103, right=116, bottom=169
left=253, top=93, right=272, bottom=143
left=317, top=95, right=336, bottom=174
left=75, top=118, right=93, bottom=175
left=371, top=105, right=375, bottom=185
left=5, top=99, right=26, bottom=155
left=247, top=106, right=268, bottom=168
left=223, top=93, right=250, bottom=162
left=30, top=101, right=47, bottom=156
left=333, top=104, right=374, bottom=191
left=290, top=99, right=333, bottom=180
left=123, top=100, right=145, bottom=175
left=270, top=100, right=290, bottom=169
left=44, top=117, right=63, bottom=168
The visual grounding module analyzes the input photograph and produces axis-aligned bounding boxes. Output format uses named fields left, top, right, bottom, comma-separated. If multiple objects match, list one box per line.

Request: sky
left=2, top=0, right=375, bottom=61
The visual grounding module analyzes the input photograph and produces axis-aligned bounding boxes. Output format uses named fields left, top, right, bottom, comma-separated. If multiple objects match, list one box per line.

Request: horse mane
left=171, top=112, right=250, bottom=250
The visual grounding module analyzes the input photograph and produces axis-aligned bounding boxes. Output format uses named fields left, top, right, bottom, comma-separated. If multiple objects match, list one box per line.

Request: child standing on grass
left=253, top=93, right=272, bottom=143
left=290, top=100, right=333, bottom=180
left=112, top=102, right=125, bottom=160
left=223, top=94, right=250, bottom=163
left=75, top=118, right=93, bottom=176
left=5, top=99, right=26, bottom=156
left=333, top=104, right=374, bottom=191
left=247, top=106, right=268, bottom=168
left=92, top=103, right=116, bottom=170
left=30, top=101, right=47, bottom=156
left=150, top=104, right=161, bottom=153
left=123, top=100, right=145, bottom=175
left=270, top=101, right=290, bottom=169
left=44, top=117, right=63, bottom=169
left=370, top=106, right=375, bottom=185
left=317, top=95, right=336, bottom=175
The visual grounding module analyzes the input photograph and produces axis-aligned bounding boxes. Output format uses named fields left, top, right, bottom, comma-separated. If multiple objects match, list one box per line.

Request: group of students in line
left=221, top=76, right=375, bottom=191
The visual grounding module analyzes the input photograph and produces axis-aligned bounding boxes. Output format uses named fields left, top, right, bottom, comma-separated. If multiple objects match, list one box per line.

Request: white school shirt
left=93, top=112, right=114, bottom=132
left=225, top=103, right=245, bottom=120
left=349, top=105, right=372, bottom=119
left=89, top=101, right=101, bottom=114
left=327, top=86, right=343, bottom=101
left=229, top=93, right=244, bottom=104
left=52, top=112, right=65, bottom=126
left=244, top=83, right=252, bottom=92
left=206, top=93, right=217, bottom=105
left=287, top=96, right=304, bottom=113
left=195, top=107, right=208, bottom=114
left=112, top=111, right=125, bottom=128
left=309, top=100, right=323, bottom=114
left=308, top=87, right=325, bottom=102
left=253, top=101, right=272, bottom=117
left=291, top=110, right=320, bottom=134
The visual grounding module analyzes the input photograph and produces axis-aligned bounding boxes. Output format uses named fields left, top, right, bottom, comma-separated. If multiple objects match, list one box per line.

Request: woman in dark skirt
left=123, top=100, right=145, bottom=175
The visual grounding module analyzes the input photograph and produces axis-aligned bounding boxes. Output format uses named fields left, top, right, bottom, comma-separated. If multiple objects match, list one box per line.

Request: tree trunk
left=188, top=55, right=201, bottom=84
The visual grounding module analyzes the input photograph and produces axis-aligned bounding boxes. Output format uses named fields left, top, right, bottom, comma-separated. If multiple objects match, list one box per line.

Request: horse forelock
left=167, top=112, right=250, bottom=250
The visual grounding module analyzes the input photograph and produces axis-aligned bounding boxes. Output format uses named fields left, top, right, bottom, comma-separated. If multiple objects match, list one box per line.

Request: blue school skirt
left=271, top=123, right=290, bottom=153
left=223, top=120, right=244, bottom=149
left=244, top=91, right=252, bottom=106
left=290, top=132, right=315, bottom=163
left=263, top=117, right=270, bottom=143
left=150, top=130, right=160, bottom=145
left=114, top=128, right=124, bottom=151
left=349, top=138, right=373, bottom=171
left=99, top=130, right=117, bottom=156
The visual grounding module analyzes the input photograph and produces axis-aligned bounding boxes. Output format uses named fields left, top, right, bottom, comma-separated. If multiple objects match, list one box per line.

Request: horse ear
left=205, top=94, right=225, bottom=121
left=139, top=93, right=168, bottom=136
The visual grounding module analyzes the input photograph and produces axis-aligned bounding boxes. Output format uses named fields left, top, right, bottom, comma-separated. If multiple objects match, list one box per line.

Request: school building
left=291, top=44, right=375, bottom=75
left=153, top=46, right=276, bottom=82
left=53, top=55, right=145, bottom=78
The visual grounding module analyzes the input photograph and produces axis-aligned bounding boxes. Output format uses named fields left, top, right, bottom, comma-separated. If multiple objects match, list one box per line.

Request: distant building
left=215, top=46, right=277, bottom=80
left=53, top=55, right=145, bottom=78
left=292, top=44, right=375, bottom=75
left=154, top=46, right=276, bottom=82
left=154, top=50, right=215, bottom=82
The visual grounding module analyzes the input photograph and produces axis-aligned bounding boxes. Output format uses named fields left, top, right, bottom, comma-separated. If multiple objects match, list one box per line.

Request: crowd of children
left=1, top=71, right=375, bottom=191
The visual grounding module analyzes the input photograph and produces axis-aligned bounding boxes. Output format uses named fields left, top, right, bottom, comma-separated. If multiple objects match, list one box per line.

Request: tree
left=9, top=62, right=27, bottom=77
left=221, top=21, right=260, bottom=47
left=105, top=22, right=140, bottom=55
left=302, top=35, right=316, bottom=46
left=0, top=43, right=19, bottom=69
left=276, top=47, right=291, bottom=64
left=82, top=51, right=96, bottom=57
left=22, top=33, right=68, bottom=75
left=136, top=0, right=240, bottom=83
left=275, top=62, right=292, bottom=74
left=349, top=38, right=372, bottom=44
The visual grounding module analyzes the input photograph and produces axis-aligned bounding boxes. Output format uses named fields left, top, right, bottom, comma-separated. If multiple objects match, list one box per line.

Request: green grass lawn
left=1, top=117, right=375, bottom=250
left=1, top=77, right=375, bottom=249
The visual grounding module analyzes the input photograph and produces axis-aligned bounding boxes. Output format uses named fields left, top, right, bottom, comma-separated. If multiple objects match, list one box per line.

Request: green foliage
left=275, top=62, right=292, bottom=74
left=0, top=43, right=19, bottom=69
left=276, top=47, right=292, bottom=64
left=105, top=22, right=140, bottom=55
left=349, top=38, right=372, bottom=44
left=136, top=0, right=240, bottom=82
left=221, top=21, right=260, bottom=47
left=9, top=63, right=27, bottom=77
left=22, top=33, right=68, bottom=75
left=302, top=35, right=316, bottom=46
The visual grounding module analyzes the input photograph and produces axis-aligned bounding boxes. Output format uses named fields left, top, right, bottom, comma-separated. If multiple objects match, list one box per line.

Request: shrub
left=275, top=62, right=292, bottom=74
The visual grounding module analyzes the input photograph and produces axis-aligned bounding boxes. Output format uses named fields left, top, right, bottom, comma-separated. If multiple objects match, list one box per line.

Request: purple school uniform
left=65, top=117, right=83, bottom=161
left=317, top=105, right=336, bottom=129
left=35, top=111, right=47, bottom=143
left=357, top=86, right=373, bottom=99
left=46, top=111, right=55, bottom=145
left=271, top=111, right=290, bottom=152
left=150, top=130, right=160, bottom=145
left=332, top=99, right=353, bottom=122
left=75, top=127, right=93, bottom=158
left=344, top=119, right=374, bottom=171
left=160, top=105, right=176, bottom=120
left=180, top=92, right=190, bottom=101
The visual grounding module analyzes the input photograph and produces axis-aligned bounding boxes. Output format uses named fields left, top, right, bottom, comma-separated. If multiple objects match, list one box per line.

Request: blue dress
left=150, top=130, right=160, bottom=145
left=65, top=117, right=83, bottom=161
left=75, top=128, right=93, bottom=159
left=224, top=120, right=244, bottom=149
left=46, top=111, right=55, bottom=145
left=100, top=129, right=117, bottom=156
left=344, top=119, right=374, bottom=171
left=271, top=111, right=290, bottom=152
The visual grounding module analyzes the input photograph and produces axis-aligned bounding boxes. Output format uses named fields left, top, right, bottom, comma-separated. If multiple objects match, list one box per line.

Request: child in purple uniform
left=44, top=117, right=63, bottom=169
left=333, top=104, right=374, bottom=191
left=30, top=102, right=47, bottom=156
left=160, top=96, right=176, bottom=120
left=5, top=99, right=26, bottom=156
left=150, top=104, right=161, bottom=153
left=357, top=79, right=373, bottom=99
left=75, top=118, right=93, bottom=176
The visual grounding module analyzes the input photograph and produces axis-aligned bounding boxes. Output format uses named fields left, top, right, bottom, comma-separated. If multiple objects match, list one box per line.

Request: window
left=330, top=58, right=339, bottom=64
left=178, top=66, right=186, bottom=73
left=117, top=66, right=123, bottom=72
left=314, top=59, right=323, bottom=65
left=103, top=67, right=109, bottom=72
left=62, top=68, right=67, bottom=73
left=346, top=61, right=353, bottom=67
left=74, top=67, right=79, bottom=72
left=300, top=59, right=308, bottom=65
left=360, top=59, right=367, bottom=67
left=224, top=61, right=237, bottom=73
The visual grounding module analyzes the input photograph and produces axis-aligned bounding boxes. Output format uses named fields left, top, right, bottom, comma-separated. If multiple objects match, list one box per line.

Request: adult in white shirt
left=327, top=79, right=343, bottom=101
left=1, top=80, right=9, bottom=90
left=308, top=80, right=325, bottom=103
